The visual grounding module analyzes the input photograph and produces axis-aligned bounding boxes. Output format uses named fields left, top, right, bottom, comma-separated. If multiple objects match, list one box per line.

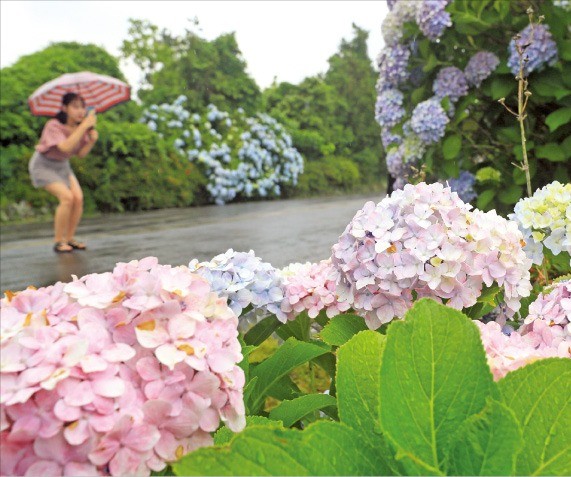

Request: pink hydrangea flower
left=1, top=257, right=245, bottom=476
left=279, top=260, right=351, bottom=321
left=332, top=182, right=533, bottom=329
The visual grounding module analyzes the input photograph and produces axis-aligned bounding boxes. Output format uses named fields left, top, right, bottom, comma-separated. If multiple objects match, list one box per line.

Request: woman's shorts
left=28, top=151, right=76, bottom=188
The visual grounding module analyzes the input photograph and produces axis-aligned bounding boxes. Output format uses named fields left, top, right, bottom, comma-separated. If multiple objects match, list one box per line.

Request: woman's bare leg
left=67, top=175, right=84, bottom=242
left=44, top=182, right=74, bottom=251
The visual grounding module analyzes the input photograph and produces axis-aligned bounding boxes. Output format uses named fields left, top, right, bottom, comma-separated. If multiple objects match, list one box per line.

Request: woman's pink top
left=35, top=119, right=90, bottom=160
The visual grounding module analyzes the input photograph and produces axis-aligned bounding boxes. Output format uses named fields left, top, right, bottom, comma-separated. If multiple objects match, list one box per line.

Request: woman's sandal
left=53, top=241, right=73, bottom=253
left=68, top=239, right=87, bottom=250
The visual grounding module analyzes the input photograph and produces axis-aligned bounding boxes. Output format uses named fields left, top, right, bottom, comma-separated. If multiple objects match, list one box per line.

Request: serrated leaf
left=269, top=394, right=337, bottom=427
left=498, top=359, right=571, bottom=476
left=276, top=312, right=311, bottom=341
left=336, top=330, right=399, bottom=474
left=379, top=299, right=496, bottom=475
left=545, top=107, right=571, bottom=132
left=249, top=338, right=330, bottom=412
left=214, top=416, right=283, bottom=445
left=447, top=399, right=523, bottom=476
left=319, top=314, right=369, bottom=346
left=243, top=315, right=281, bottom=346
left=172, top=421, right=391, bottom=476
left=443, top=134, right=462, bottom=160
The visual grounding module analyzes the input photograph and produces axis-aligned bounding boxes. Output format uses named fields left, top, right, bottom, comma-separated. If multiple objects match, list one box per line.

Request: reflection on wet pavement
left=1, top=194, right=381, bottom=292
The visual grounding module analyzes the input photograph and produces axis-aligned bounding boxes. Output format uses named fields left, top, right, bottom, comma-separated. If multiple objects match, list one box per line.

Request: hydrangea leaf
left=268, top=394, right=337, bottom=427
left=214, top=416, right=283, bottom=446
left=536, top=143, right=567, bottom=162
left=498, top=358, right=571, bottom=476
left=249, top=338, right=330, bottom=412
left=446, top=399, right=523, bottom=476
left=172, top=421, right=390, bottom=476
left=476, top=189, right=496, bottom=210
left=442, top=134, right=462, bottom=160
left=319, top=314, right=369, bottom=347
left=379, top=299, right=496, bottom=475
left=336, top=330, right=400, bottom=475
left=545, top=107, right=571, bottom=133
left=243, top=315, right=281, bottom=346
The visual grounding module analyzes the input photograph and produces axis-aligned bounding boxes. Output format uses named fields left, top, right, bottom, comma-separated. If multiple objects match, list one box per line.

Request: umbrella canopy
left=28, top=71, right=131, bottom=117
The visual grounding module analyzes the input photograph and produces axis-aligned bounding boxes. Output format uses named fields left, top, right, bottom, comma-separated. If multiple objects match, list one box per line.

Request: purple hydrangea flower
left=411, top=98, right=449, bottom=144
left=464, top=51, right=500, bottom=87
left=508, top=24, right=558, bottom=77
left=386, top=133, right=426, bottom=189
left=416, top=0, right=452, bottom=41
left=433, top=67, right=469, bottom=103
left=375, top=89, right=405, bottom=128
left=381, top=127, right=402, bottom=149
left=376, top=44, right=410, bottom=90
left=382, top=1, right=419, bottom=46
left=447, top=170, right=477, bottom=204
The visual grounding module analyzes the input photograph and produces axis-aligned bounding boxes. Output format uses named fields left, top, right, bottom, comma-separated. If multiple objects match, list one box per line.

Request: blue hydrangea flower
left=381, top=127, right=402, bottom=149
left=382, top=1, right=419, bottom=46
left=464, top=51, right=500, bottom=87
left=386, top=133, right=426, bottom=189
left=189, top=249, right=286, bottom=321
left=508, top=24, right=558, bottom=76
left=375, top=89, right=405, bottom=128
left=416, top=0, right=452, bottom=41
left=433, top=67, right=468, bottom=103
left=376, top=44, right=410, bottom=90
left=447, top=170, right=477, bottom=204
left=411, top=98, right=449, bottom=144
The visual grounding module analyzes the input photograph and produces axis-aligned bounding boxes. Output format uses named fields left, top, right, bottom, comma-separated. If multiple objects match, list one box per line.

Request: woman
left=29, top=92, right=98, bottom=253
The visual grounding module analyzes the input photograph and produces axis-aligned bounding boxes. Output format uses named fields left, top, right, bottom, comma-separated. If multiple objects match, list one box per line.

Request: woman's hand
left=88, top=129, right=99, bottom=142
left=82, top=110, right=97, bottom=129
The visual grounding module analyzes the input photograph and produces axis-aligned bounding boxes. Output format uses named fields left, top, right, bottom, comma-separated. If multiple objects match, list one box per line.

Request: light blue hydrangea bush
left=142, top=96, right=304, bottom=204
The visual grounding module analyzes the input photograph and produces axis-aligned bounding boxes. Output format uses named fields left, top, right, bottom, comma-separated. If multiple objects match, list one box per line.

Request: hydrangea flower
left=507, top=24, right=558, bottom=76
left=375, top=89, right=405, bottom=128
left=476, top=321, right=564, bottom=380
left=188, top=249, right=286, bottom=322
left=331, top=182, right=532, bottom=329
left=416, top=0, right=452, bottom=41
left=380, top=127, right=402, bottom=149
left=464, top=51, right=500, bottom=87
left=278, top=260, right=350, bottom=321
left=509, top=181, right=571, bottom=265
left=376, top=44, right=411, bottom=90
left=410, top=98, right=449, bottom=144
left=432, top=67, right=468, bottom=103
left=381, top=1, right=419, bottom=46
left=447, top=170, right=477, bottom=204
left=386, top=133, right=426, bottom=190
left=1, top=257, right=245, bottom=476
left=142, top=99, right=304, bottom=205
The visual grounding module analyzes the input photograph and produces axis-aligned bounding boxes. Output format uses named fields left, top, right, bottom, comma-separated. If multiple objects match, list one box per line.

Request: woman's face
left=63, top=98, right=86, bottom=124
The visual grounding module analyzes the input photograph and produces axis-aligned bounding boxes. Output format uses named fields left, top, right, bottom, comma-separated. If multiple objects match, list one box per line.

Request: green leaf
left=336, top=330, right=399, bottom=474
left=447, top=399, right=523, bottom=476
left=536, top=143, right=567, bottom=162
left=423, top=54, right=439, bottom=73
left=442, top=134, right=462, bottom=160
left=498, top=185, right=523, bottom=205
left=268, top=394, right=337, bottom=427
left=319, top=313, right=369, bottom=346
left=276, top=312, right=311, bottom=342
left=244, top=315, right=281, bottom=346
left=172, top=421, right=391, bottom=476
left=498, top=359, right=571, bottom=476
left=545, top=107, right=571, bottom=132
left=490, top=77, right=515, bottom=100
left=476, top=189, right=496, bottom=210
left=441, top=160, right=459, bottom=178
left=379, top=299, right=496, bottom=475
left=214, top=416, right=283, bottom=445
left=560, top=40, right=571, bottom=61
left=249, top=338, right=330, bottom=412
left=533, top=71, right=570, bottom=100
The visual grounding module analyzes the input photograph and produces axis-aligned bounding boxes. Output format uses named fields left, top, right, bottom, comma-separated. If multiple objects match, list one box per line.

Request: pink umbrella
left=28, top=71, right=131, bottom=116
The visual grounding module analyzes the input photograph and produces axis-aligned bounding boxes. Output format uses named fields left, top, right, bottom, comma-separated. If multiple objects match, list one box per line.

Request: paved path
left=1, top=194, right=381, bottom=292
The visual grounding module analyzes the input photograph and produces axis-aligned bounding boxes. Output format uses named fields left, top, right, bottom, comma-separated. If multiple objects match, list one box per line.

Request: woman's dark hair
left=54, top=92, right=85, bottom=124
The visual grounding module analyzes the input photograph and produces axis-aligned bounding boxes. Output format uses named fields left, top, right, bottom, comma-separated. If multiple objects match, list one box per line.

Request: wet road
left=1, top=194, right=380, bottom=292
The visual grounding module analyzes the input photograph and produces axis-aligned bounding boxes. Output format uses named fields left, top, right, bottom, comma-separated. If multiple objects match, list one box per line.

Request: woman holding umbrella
left=29, top=92, right=97, bottom=253
left=27, top=71, right=131, bottom=253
